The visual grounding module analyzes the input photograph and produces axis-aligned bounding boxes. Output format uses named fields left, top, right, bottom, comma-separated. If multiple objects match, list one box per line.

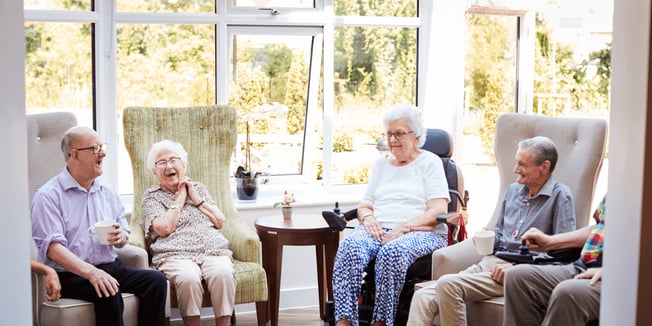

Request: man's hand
left=107, top=224, right=129, bottom=248
left=521, top=227, right=553, bottom=251
left=86, top=267, right=120, bottom=298
left=489, top=263, right=513, bottom=284
left=575, top=267, right=603, bottom=285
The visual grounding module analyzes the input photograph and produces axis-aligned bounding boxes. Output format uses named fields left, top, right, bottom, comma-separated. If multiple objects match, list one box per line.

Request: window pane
left=24, top=22, right=93, bottom=127
left=233, top=0, right=315, bottom=9
left=462, top=14, right=517, bottom=165
left=334, top=0, right=416, bottom=17
left=116, top=24, right=216, bottom=108
left=228, top=31, right=315, bottom=177
left=117, top=0, right=214, bottom=13
left=332, top=26, right=417, bottom=184
left=116, top=24, right=216, bottom=193
left=24, top=0, right=91, bottom=11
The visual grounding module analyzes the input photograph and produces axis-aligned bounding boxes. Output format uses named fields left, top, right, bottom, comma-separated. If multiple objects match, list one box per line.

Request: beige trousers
left=159, top=256, right=236, bottom=317
left=407, top=255, right=506, bottom=326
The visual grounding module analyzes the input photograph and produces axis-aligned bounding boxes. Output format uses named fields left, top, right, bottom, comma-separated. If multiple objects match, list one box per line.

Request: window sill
left=120, top=182, right=365, bottom=214
left=233, top=182, right=364, bottom=211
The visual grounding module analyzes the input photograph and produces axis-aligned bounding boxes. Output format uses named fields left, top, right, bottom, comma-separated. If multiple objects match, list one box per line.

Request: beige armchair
left=27, top=111, right=152, bottom=326
left=429, top=113, right=608, bottom=326
left=122, top=105, right=268, bottom=326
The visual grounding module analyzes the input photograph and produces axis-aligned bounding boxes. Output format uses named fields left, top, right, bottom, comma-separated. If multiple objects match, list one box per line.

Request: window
left=24, top=22, right=94, bottom=126
left=228, top=26, right=323, bottom=180
left=24, top=0, right=425, bottom=196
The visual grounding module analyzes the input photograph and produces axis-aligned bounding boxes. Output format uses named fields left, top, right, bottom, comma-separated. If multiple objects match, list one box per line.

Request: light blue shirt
left=31, top=168, right=130, bottom=271
left=494, top=177, right=576, bottom=251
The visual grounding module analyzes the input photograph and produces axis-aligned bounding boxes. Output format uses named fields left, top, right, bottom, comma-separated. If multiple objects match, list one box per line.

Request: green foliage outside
left=24, top=1, right=611, bottom=183
left=343, top=162, right=372, bottom=184
left=333, top=134, right=354, bottom=153
left=467, top=14, right=611, bottom=163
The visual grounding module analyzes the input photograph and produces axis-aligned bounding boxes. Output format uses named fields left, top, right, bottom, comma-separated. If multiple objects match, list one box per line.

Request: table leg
left=260, top=231, right=283, bottom=326
left=315, top=244, right=326, bottom=318
left=325, top=233, right=339, bottom=302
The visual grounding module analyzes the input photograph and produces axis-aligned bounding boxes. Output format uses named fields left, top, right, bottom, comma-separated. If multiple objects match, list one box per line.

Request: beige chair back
left=26, top=112, right=77, bottom=202
left=123, top=105, right=244, bottom=253
left=487, top=113, right=608, bottom=229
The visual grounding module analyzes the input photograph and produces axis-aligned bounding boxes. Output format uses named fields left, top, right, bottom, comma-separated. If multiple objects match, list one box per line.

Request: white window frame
left=26, top=1, right=538, bottom=201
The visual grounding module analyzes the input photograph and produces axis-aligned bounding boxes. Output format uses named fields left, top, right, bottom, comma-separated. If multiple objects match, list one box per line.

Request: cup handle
left=88, top=226, right=96, bottom=238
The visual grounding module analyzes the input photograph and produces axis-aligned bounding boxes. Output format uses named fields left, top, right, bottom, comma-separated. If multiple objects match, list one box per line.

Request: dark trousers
left=58, top=259, right=167, bottom=326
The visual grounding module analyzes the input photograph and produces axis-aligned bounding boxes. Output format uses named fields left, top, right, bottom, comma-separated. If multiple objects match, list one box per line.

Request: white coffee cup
left=88, top=220, right=116, bottom=245
left=472, top=230, right=496, bottom=256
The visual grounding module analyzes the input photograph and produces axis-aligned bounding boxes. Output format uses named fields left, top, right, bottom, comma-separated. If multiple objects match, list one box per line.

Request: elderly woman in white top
left=142, top=140, right=235, bottom=326
left=332, top=104, right=450, bottom=326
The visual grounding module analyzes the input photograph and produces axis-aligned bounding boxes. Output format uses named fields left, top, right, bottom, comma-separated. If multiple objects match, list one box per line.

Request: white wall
left=602, top=0, right=649, bottom=324
left=0, top=0, right=33, bottom=325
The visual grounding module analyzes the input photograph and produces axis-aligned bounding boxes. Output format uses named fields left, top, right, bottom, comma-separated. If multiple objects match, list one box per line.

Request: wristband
left=194, top=200, right=205, bottom=208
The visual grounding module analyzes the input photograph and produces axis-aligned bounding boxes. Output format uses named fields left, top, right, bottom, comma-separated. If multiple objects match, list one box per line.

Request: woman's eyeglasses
left=386, top=130, right=414, bottom=140
left=154, top=156, right=182, bottom=168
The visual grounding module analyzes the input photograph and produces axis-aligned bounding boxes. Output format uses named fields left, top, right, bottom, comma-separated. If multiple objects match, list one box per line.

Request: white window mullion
left=322, top=21, right=335, bottom=188
left=94, top=0, right=119, bottom=189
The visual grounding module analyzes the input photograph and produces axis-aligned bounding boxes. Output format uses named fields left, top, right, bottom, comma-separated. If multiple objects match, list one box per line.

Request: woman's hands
left=362, top=216, right=384, bottom=241
left=381, top=224, right=411, bottom=244
left=178, top=176, right=198, bottom=203
left=362, top=215, right=412, bottom=244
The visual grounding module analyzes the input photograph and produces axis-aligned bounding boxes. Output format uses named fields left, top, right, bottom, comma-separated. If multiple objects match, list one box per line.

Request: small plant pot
left=236, top=176, right=259, bottom=201
left=282, top=207, right=293, bottom=220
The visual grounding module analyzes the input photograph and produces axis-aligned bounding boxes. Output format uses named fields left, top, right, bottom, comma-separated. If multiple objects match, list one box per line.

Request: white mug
left=88, top=220, right=116, bottom=245
left=472, top=230, right=495, bottom=256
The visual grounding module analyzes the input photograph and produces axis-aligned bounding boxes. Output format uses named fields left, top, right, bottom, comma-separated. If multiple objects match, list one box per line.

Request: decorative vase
left=235, top=176, right=259, bottom=201
left=282, top=206, right=293, bottom=219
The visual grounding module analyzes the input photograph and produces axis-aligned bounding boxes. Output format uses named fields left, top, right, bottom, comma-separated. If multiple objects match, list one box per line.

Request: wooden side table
left=255, top=214, right=340, bottom=326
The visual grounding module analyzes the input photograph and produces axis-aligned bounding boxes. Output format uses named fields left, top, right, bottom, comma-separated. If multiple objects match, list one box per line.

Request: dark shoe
left=322, top=211, right=347, bottom=231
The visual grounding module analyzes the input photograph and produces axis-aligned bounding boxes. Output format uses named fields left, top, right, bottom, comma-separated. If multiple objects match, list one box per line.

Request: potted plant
left=234, top=119, right=263, bottom=201
left=273, top=190, right=296, bottom=219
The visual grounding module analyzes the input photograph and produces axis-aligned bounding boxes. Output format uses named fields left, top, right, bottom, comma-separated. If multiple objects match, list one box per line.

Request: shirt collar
left=59, top=167, right=104, bottom=193
left=519, top=177, right=555, bottom=199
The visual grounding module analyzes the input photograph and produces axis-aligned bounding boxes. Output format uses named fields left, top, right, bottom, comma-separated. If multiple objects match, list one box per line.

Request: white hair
left=146, top=140, right=188, bottom=171
left=382, top=104, right=427, bottom=148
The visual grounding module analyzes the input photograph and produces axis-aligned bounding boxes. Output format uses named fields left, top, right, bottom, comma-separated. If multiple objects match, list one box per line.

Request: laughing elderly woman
left=332, top=104, right=451, bottom=326
left=142, top=140, right=235, bottom=326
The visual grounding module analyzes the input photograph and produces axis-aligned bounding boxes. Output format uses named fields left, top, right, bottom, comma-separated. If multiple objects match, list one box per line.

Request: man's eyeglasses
left=386, top=130, right=414, bottom=140
left=73, top=143, right=107, bottom=155
left=154, top=157, right=182, bottom=168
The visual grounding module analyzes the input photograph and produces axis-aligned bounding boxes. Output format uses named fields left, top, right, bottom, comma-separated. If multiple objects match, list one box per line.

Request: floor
left=170, top=306, right=326, bottom=326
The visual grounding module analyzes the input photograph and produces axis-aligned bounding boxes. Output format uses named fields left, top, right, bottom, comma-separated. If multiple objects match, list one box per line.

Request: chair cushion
left=39, top=293, right=138, bottom=326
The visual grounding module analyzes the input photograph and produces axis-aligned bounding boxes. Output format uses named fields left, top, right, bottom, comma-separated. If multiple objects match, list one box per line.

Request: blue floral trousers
left=332, top=225, right=447, bottom=326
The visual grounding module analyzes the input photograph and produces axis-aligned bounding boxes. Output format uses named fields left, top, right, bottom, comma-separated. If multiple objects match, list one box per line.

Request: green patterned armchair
left=123, top=105, right=268, bottom=326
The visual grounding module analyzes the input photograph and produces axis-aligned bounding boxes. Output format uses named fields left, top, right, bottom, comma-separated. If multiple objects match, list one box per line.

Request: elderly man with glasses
left=31, top=126, right=168, bottom=326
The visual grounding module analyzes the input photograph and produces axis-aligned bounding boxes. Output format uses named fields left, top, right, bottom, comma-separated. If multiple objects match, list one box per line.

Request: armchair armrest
left=224, top=216, right=261, bottom=264
left=115, top=244, right=149, bottom=269
left=431, top=239, right=483, bottom=280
